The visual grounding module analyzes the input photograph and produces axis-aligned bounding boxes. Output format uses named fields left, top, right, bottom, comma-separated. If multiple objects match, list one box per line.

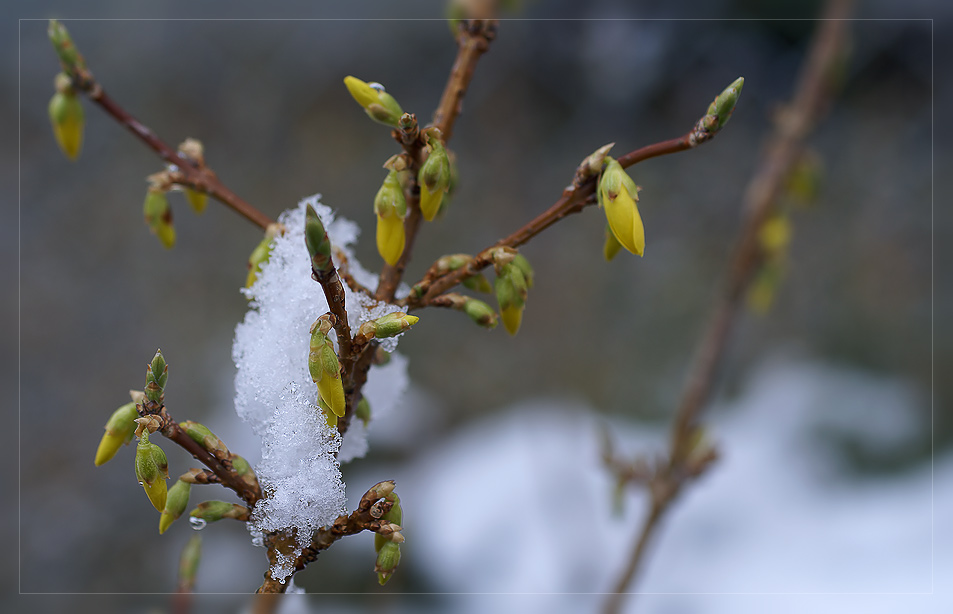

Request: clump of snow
left=231, top=195, right=412, bottom=576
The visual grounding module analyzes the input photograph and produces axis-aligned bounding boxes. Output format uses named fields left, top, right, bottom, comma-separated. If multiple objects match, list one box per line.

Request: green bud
left=245, top=235, right=273, bottom=289
left=178, top=421, right=229, bottom=459
left=375, top=170, right=408, bottom=266
left=231, top=455, right=251, bottom=476
left=159, top=479, right=192, bottom=534
left=94, top=402, right=139, bottom=466
left=495, top=264, right=528, bottom=336
left=705, top=77, right=744, bottom=131
left=463, top=298, right=499, bottom=329
left=375, top=541, right=401, bottom=585
left=418, top=138, right=451, bottom=222
left=178, top=535, right=201, bottom=592
left=189, top=501, right=250, bottom=524
left=48, top=74, right=84, bottom=161
left=356, top=397, right=371, bottom=426
left=309, top=326, right=345, bottom=420
left=144, top=349, right=168, bottom=404
left=135, top=432, right=169, bottom=512
left=511, top=253, right=534, bottom=289
left=305, top=204, right=333, bottom=275
left=359, top=312, right=420, bottom=340
left=48, top=20, right=86, bottom=72
left=143, top=188, right=175, bottom=249
left=460, top=297, right=499, bottom=332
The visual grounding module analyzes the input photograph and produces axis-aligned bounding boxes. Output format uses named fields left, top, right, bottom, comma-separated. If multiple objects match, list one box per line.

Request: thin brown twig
left=405, top=128, right=711, bottom=309
left=375, top=20, right=498, bottom=302
left=603, top=3, right=853, bottom=612
left=256, top=481, right=398, bottom=593
left=63, top=67, right=274, bottom=230
left=139, top=399, right=262, bottom=506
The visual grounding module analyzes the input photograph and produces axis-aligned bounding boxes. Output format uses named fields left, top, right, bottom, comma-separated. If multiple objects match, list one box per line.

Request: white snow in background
left=391, top=358, right=945, bottom=613
left=339, top=352, right=410, bottom=462
left=231, top=195, right=412, bottom=575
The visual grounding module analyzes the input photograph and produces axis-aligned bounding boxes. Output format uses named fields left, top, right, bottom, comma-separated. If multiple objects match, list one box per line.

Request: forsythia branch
left=602, top=2, right=854, bottom=612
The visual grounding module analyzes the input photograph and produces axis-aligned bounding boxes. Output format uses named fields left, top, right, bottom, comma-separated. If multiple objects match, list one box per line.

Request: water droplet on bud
left=189, top=516, right=207, bottom=531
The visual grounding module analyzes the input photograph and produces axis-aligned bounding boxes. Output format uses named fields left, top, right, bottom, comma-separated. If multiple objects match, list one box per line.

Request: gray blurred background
left=10, top=0, right=949, bottom=612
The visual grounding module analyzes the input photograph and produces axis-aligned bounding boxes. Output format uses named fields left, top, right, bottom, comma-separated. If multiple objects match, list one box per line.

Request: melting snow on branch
left=232, top=195, right=410, bottom=580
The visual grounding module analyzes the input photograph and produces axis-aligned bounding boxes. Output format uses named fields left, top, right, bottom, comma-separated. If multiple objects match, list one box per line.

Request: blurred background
left=10, top=0, right=949, bottom=612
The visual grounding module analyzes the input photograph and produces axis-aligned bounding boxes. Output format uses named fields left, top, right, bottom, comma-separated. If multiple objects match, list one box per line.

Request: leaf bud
left=144, top=349, right=168, bottom=404
left=358, top=311, right=420, bottom=341
left=189, top=501, right=250, bottom=524
left=705, top=77, right=744, bottom=132
left=48, top=20, right=86, bottom=72
left=462, top=297, right=499, bottom=329
left=178, top=535, right=202, bottom=591
left=178, top=421, right=229, bottom=459
left=305, top=204, right=334, bottom=275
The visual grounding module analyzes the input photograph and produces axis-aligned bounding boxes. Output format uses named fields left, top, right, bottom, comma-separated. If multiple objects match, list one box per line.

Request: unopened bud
left=48, top=74, right=83, bottom=161
left=48, top=20, right=86, bottom=72
left=356, top=397, right=371, bottom=426
left=144, top=349, right=168, bottom=404
left=374, top=170, right=408, bottom=266
left=463, top=297, right=498, bottom=329
left=143, top=188, right=175, bottom=249
left=245, top=225, right=279, bottom=289
left=305, top=204, right=334, bottom=275
left=309, top=327, right=345, bottom=420
left=178, top=535, right=201, bottom=592
left=358, top=312, right=420, bottom=340
left=135, top=431, right=169, bottom=512
left=581, top=142, right=615, bottom=177
left=343, top=76, right=404, bottom=128
left=159, top=479, right=192, bottom=534
left=375, top=541, right=401, bottom=585
left=418, top=137, right=451, bottom=222
left=189, top=501, right=250, bottom=524
left=495, top=263, right=528, bottom=336
left=94, top=402, right=138, bottom=466
left=705, top=77, right=744, bottom=132
left=599, top=157, right=644, bottom=257
left=179, top=421, right=229, bottom=459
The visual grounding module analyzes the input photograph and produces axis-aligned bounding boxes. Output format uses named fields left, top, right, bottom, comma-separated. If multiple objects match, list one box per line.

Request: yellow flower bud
left=418, top=138, right=451, bottom=222
left=94, top=402, right=139, bottom=466
left=48, top=74, right=84, bottom=160
left=343, top=76, right=404, bottom=127
left=599, top=157, right=644, bottom=257
left=143, top=188, right=176, bottom=249
left=309, top=326, right=345, bottom=420
left=374, top=170, right=408, bottom=266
